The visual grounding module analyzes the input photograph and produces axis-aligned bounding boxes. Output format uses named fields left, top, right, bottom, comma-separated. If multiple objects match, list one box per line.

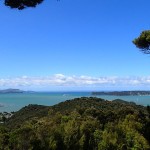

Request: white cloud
left=1, top=74, right=150, bottom=90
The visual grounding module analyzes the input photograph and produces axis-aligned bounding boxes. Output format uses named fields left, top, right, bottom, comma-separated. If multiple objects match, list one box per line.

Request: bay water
left=0, top=92, right=150, bottom=112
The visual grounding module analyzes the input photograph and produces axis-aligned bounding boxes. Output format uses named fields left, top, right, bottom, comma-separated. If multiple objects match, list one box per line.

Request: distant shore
left=92, top=91, right=150, bottom=96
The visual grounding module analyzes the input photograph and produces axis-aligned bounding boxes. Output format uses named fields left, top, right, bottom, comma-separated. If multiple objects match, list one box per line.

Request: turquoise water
left=0, top=92, right=90, bottom=112
left=0, top=92, right=150, bottom=112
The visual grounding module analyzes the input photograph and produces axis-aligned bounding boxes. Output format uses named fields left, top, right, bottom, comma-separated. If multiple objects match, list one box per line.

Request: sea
left=0, top=92, right=150, bottom=112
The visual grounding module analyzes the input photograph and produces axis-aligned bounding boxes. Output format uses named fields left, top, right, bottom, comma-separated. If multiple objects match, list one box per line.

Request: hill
left=6, top=104, right=49, bottom=128
left=1, top=97, right=150, bottom=150
left=0, top=88, right=35, bottom=94
left=0, top=88, right=24, bottom=94
left=6, top=97, right=145, bottom=128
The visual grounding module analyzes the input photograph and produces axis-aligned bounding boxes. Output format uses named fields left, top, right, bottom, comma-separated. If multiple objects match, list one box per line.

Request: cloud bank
left=0, top=74, right=150, bottom=90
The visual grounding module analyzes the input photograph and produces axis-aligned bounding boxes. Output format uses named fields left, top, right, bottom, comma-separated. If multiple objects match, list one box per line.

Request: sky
left=0, top=0, right=150, bottom=91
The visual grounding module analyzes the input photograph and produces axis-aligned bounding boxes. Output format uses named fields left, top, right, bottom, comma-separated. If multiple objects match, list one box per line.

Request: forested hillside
left=0, top=97, right=150, bottom=150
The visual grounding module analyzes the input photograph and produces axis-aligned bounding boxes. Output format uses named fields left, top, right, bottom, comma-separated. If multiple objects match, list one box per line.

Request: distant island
left=92, top=91, right=150, bottom=96
left=0, top=89, right=35, bottom=94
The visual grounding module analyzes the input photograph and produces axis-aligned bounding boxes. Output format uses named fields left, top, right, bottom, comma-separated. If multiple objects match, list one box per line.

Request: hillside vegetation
left=0, top=97, right=150, bottom=150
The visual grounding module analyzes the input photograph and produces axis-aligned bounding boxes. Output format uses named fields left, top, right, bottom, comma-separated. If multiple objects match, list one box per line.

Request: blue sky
left=0, top=0, right=150, bottom=91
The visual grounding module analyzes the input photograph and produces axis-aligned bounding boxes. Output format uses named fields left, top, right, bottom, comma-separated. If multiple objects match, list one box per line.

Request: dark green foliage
left=1, top=97, right=150, bottom=149
left=133, top=30, right=150, bottom=54
left=6, top=104, right=49, bottom=128
left=4, top=0, right=44, bottom=10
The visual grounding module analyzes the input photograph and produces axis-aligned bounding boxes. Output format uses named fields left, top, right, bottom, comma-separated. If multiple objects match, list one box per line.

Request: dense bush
left=0, top=97, right=150, bottom=150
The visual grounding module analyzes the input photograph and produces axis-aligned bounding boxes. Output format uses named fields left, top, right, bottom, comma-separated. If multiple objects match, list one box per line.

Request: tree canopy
left=4, top=0, right=44, bottom=10
left=1, top=97, right=150, bottom=149
left=133, top=30, right=150, bottom=54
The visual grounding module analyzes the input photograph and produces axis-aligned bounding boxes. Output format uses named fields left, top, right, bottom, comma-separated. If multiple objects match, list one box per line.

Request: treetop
left=133, top=30, right=150, bottom=54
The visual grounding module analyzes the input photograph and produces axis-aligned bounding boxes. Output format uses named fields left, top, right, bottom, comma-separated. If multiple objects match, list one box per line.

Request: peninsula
left=92, top=91, right=150, bottom=96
